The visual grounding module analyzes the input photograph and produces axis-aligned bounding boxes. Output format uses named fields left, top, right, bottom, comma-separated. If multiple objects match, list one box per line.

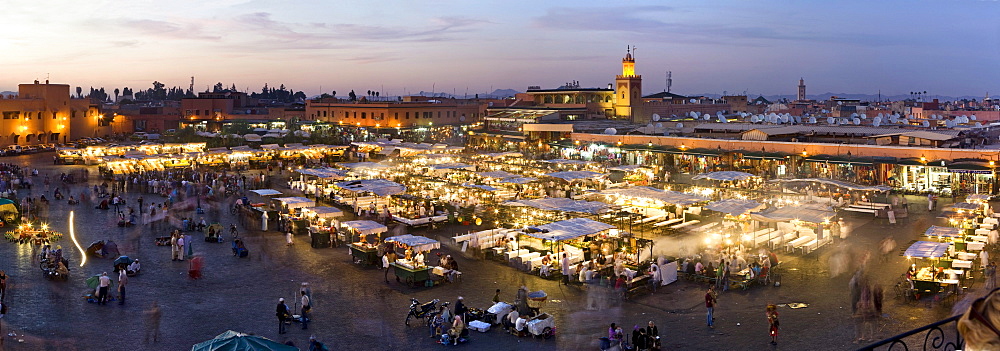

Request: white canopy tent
left=499, top=177, right=538, bottom=184
left=477, top=171, right=520, bottom=179
left=341, top=220, right=388, bottom=235
left=544, top=171, right=606, bottom=182
left=384, top=234, right=441, bottom=252
left=504, top=197, right=611, bottom=214
left=705, top=199, right=765, bottom=216
left=250, top=189, right=282, bottom=196
left=301, top=206, right=344, bottom=218
left=335, top=179, right=407, bottom=197
left=600, top=186, right=709, bottom=206
left=522, top=218, right=617, bottom=242
left=296, top=168, right=348, bottom=180
left=273, top=197, right=316, bottom=209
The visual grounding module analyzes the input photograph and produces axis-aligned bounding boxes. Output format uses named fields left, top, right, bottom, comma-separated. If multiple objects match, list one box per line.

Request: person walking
left=118, top=269, right=128, bottom=305
left=721, top=263, right=731, bottom=292
left=170, top=233, right=180, bottom=261
left=705, top=286, right=717, bottom=328
left=767, top=304, right=780, bottom=345
left=144, top=301, right=162, bottom=344
left=383, top=249, right=396, bottom=283
left=98, top=272, right=111, bottom=305
left=0, top=270, right=7, bottom=301
left=560, top=253, right=570, bottom=285
left=300, top=291, right=311, bottom=330
left=276, top=298, right=290, bottom=334
left=176, top=235, right=186, bottom=262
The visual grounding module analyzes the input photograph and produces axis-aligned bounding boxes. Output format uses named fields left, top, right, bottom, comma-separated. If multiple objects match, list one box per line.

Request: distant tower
left=615, top=46, right=642, bottom=121
left=797, top=78, right=806, bottom=101
left=190, top=76, right=195, bottom=94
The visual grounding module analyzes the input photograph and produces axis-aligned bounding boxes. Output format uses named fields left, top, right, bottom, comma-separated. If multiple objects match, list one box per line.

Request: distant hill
left=0, top=91, right=16, bottom=97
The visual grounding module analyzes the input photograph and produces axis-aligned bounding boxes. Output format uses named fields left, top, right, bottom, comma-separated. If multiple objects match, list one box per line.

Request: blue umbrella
left=191, top=330, right=298, bottom=351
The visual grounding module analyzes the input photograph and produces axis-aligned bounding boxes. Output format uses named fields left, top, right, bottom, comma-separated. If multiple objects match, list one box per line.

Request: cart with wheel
left=390, top=262, right=433, bottom=287
left=525, top=313, right=555, bottom=339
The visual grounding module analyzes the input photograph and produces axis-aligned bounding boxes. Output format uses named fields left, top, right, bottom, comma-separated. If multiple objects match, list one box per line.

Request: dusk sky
left=3, top=0, right=998, bottom=97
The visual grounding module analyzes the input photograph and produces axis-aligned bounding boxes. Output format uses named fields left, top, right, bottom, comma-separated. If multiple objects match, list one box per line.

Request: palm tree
left=76, top=87, right=83, bottom=98
left=114, top=88, right=120, bottom=102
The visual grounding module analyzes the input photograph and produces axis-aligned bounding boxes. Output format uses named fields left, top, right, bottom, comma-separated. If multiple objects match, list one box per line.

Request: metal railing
left=856, top=315, right=964, bottom=351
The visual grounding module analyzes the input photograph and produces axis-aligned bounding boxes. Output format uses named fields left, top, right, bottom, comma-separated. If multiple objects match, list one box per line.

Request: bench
left=695, top=222, right=719, bottom=231
left=670, top=220, right=700, bottom=230
left=842, top=207, right=877, bottom=214
left=855, top=201, right=891, bottom=209
left=786, top=236, right=814, bottom=252
left=625, top=275, right=652, bottom=299
left=452, top=233, right=473, bottom=244
left=654, top=218, right=683, bottom=227
left=506, top=249, right=529, bottom=261
left=799, top=239, right=820, bottom=254
left=635, top=215, right=666, bottom=225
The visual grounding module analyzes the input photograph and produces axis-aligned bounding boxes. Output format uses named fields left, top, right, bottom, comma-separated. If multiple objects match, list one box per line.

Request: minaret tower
left=797, top=77, right=806, bottom=101
left=615, top=46, right=642, bottom=120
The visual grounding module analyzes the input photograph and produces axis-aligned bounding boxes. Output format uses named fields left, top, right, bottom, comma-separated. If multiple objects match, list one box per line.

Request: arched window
left=544, top=96, right=552, bottom=104
left=605, top=96, right=611, bottom=103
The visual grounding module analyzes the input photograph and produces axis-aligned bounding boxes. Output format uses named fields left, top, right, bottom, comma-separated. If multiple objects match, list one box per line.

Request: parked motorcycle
left=405, top=298, right=440, bottom=326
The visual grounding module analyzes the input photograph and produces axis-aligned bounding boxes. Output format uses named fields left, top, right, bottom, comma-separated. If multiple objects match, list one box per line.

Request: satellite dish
left=839, top=118, right=848, bottom=124
left=851, top=113, right=859, bottom=118
left=860, top=113, right=867, bottom=119
left=877, top=113, right=884, bottom=118
left=808, top=117, right=816, bottom=124
left=976, top=122, right=983, bottom=128
left=827, top=117, right=835, bottom=124
left=703, top=114, right=711, bottom=120
left=459, top=115, right=466, bottom=122
left=872, top=119, right=881, bottom=127
left=852, top=118, right=861, bottom=125
left=821, top=109, right=829, bottom=113
left=971, top=115, right=977, bottom=121
left=889, top=115, right=898, bottom=123
left=676, top=123, right=684, bottom=128
left=652, top=114, right=661, bottom=122
left=922, top=121, right=930, bottom=128
left=720, top=117, right=728, bottom=123
left=690, top=111, right=699, bottom=118
left=690, top=99, right=697, bottom=103
left=647, top=123, right=654, bottom=128
left=794, top=116, right=802, bottom=124
left=873, top=116, right=882, bottom=125
left=604, top=128, right=617, bottom=135
left=656, top=123, right=663, bottom=128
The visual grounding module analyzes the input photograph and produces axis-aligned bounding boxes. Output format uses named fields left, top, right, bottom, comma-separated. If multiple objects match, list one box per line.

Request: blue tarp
left=384, top=234, right=440, bottom=252
left=523, top=218, right=616, bottom=242
left=904, top=241, right=951, bottom=258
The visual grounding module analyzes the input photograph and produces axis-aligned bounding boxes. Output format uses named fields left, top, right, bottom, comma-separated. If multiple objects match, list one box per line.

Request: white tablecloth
left=953, top=260, right=973, bottom=269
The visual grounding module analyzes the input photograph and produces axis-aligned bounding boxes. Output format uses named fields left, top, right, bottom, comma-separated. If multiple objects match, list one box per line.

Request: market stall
left=904, top=241, right=962, bottom=298
left=334, top=179, right=406, bottom=213
left=342, top=220, right=388, bottom=265
left=385, top=234, right=442, bottom=287
left=5, top=222, right=62, bottom=245
left=750, top=203, right=835, bottom=253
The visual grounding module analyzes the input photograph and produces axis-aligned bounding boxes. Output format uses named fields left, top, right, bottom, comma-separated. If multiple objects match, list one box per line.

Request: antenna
left=666, top=71, right=672, bottom=93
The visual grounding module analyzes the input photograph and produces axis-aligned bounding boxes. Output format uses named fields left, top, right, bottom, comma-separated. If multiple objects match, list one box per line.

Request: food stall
left=300, top=206, right=344, bottom=248
left=334, top=179, right=407, bottom=214
left=246, top=189, right=283, bottom=231
left=273, top=197, right=317, bottom=235
left=904, top=241, right=962, bottom=298
left=5, top=222, right=63, bottom=245
left=513, top=218, right=617, bottom=276
left=385, top=234, right=441, bottom=287
left=342, top=220, right=388, bottom=265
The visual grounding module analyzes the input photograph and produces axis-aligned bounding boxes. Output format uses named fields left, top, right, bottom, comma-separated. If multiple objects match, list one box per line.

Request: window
left=204, top=110, right=209, bottom=115
left=415, top=112, right=419, bottom=119
left=406, top=112, right=410, bottom=119
left=394, top=113, right=398, bottom=119
left=195, top=110, right=200, bottom=116
left=361, top=112, right=366, bottom=119
left=52, top=112, right=57, bottom=119
left=185, top=110, right=191, bottom=115
left=544, top=96, right=552, bottom=104
left=437, top=111, right=441, bottom=118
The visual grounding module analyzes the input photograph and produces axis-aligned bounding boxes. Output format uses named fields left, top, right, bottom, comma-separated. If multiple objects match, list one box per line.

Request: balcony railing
left=856, top=315, right=963, bottom=351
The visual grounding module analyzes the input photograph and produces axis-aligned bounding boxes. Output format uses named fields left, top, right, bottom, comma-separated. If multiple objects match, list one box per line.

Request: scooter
left=406, top=298, right=440, bottom=326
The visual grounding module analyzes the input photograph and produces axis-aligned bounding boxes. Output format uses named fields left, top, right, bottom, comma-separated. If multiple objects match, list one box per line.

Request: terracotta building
left=0, top=81, right=107, bottom=146
left=305, top=98, right=486, bottom=128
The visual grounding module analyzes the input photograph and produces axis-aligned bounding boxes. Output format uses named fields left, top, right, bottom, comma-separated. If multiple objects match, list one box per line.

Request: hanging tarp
left=750, top=203, right=834, bottom=224
left=249, top=189, right=282, bottom=196
left=342, top=220, right=388, bottom=235
left=384, top=234, right=440, bottom=252
left=542, top=159, right=594, bottom=166
left=523, top=218, right=616, bottom=242
left=608, top=165, right=649, bottom=172
left=504, top=197, right=610, bottom=214
left=967, top=194, right=991, bottom=202
left=301, top=206, right=344, bottom=218
left=924, top=225, right=964, bottom=238
left=705, top=199, right=765, bottom=216
left=904, top=241, right=951, bottom=258
left=544, top=171, right=606, bottom=182
left=429, top=163, right=474, bottom=171
left=692, top=171, right=756, bottom=181
left=335, top=179, right=407, bottom=197
left=600, top=186, right=709, bottom=206
left=947, top=202, right=981, bottom=210
left=273, top=197, right=315, bottom=209
left=770, top=178, right=891, bottom=192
